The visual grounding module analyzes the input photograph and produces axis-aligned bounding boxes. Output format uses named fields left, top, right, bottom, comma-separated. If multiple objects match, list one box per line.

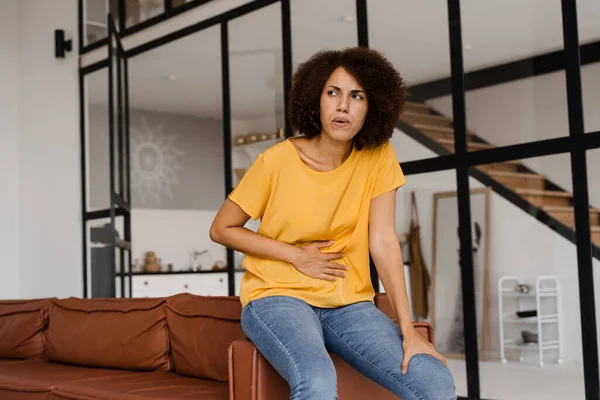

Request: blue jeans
left=241, top=295, right=456, bottom=400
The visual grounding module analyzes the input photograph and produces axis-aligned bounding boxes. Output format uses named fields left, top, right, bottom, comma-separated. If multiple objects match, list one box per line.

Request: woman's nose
left=337, top=98, right=349, bottom=113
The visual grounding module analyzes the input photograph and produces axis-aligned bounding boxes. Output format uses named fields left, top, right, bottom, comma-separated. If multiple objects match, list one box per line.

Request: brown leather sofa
left=0, top=292, right=433, bottom=399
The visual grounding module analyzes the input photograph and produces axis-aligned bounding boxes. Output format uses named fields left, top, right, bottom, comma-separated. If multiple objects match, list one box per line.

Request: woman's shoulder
left=358, top=139, right=396, bottom=163
left=260, top=138, right=293, bottom=162
left=249, top=138, right=295, bottom=172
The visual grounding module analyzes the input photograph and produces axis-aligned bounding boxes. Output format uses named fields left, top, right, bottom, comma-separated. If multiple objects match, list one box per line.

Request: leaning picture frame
left=430, top=187, right=491, bottom=361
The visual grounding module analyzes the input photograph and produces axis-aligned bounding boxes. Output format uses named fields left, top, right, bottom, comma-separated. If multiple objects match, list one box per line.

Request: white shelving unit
left=498, top=275, right=563, bottom=367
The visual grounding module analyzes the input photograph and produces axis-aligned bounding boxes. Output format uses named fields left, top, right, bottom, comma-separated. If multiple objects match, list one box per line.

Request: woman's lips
left=332, top=118, right=350, bottom=128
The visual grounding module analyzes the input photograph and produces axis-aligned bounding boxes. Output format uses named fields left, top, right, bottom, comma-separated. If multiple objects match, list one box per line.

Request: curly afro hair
left=288, top=47, right=405, bottom=150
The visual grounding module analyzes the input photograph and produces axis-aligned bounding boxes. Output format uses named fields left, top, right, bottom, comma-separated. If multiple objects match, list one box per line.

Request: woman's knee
left=405, top=354, right=456, bottom=399
left=290, top=364, right=338, bottom=400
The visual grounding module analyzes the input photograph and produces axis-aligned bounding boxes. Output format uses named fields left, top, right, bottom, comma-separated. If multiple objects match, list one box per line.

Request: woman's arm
left=369, top=190, right=413, bottom=333
left=369, top=190, right=446, bottom=372
left=210, top=198, right=297, bottom=263
left=209, top=199, right=347, bottom=281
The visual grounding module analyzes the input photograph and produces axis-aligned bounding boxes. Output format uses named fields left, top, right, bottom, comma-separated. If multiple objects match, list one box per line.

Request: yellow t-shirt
left=228, top=138, right=406, bottom=308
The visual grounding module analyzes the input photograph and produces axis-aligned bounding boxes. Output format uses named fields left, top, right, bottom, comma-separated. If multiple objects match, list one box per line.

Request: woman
left=210, top=47, right=456, bottom=400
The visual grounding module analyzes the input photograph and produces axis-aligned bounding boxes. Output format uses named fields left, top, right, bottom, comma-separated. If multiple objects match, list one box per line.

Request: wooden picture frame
left=430, top=187, right=491, bottom=361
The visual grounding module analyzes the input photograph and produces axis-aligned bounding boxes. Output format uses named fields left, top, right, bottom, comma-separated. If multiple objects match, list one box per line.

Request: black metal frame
left=561, top=1, right=599, bottom=398
left=81, top=14, right=133, bottom=299
left=447, top=2, right=480, bottom=397
left=408, top=39, right=600, bottom=102
left=220, top=21, right=235, bottom=296
left=79, top=0, right=291, bottom=301
left=77, top=0, right=600, bottom=398
left=79, top=0, right=216, bottom=54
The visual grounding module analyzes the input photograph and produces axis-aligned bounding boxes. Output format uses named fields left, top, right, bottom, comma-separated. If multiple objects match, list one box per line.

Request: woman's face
left=319, top=67, right=368, bottom=143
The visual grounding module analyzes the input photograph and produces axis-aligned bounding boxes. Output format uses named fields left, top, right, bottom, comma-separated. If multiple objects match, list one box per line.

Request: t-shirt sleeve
left=228, top=153, right=272, bottom=220
left=371, top=141, right=406, bottom=199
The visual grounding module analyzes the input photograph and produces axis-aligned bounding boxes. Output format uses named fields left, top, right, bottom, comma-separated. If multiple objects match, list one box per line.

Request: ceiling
left=86, top=0, right=600, bottom=119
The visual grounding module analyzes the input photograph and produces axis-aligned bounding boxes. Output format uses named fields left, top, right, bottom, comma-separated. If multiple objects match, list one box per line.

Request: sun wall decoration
left=131, top=117, right=184, bottom=206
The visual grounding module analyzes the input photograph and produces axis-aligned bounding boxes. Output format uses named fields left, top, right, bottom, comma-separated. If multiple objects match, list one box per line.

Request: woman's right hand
left=289, top=241, right=348, bottom=281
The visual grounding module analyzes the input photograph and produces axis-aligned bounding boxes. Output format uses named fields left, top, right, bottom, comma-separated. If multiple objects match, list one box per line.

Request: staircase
left=398, top=101, right=600, bottom=252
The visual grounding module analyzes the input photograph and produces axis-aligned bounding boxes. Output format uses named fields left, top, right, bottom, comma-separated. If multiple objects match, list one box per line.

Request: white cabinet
left=131, top=271, right=246, bottom=298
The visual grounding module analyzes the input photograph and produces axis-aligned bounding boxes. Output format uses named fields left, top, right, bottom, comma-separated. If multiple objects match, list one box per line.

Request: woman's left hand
left=401, top=329, right=447, bottom=374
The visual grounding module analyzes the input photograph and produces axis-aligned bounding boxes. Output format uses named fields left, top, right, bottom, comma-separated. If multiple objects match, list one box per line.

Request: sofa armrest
left=228, top=321, right=434, bottom=400
left=228, top=338, right=289, bottom=400
left=413, top=321, right=434, bottom=345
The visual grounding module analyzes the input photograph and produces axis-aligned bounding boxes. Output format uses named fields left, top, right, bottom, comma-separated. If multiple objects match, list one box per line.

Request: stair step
left=404, top=101, right=431, bottom=114
left=400, top=112, right=453, bottom=128
left=516, top=189, right=572, bottom=207
left=476, top=160, right=520, bottom=173
left=592, top=227, right=600, bottom=246
left=437, top=138, right=495, bottom=151
left=413, top=123, right=476, bottom=137
left=542, top=205, right=599, bottom=212
left=516, top=189, right=572, bottom=197
left=487, top=170, right=545, bottom=191
left=543, top=206, right=600, bottom=227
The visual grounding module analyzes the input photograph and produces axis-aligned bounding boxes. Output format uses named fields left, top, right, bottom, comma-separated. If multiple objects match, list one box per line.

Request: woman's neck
left=311, top=133, right=353, bottom=168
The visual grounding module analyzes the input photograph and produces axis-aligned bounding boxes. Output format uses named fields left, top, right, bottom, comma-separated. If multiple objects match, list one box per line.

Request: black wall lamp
left=54, top=29, right=72, bottom=58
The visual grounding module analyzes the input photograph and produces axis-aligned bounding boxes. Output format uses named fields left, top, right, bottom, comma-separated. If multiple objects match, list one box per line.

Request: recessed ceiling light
left=342, top=16, right=354, bottom=23
left=464, top=44, right=472, bottom=51
left=166, top=74, right=177, bottom=81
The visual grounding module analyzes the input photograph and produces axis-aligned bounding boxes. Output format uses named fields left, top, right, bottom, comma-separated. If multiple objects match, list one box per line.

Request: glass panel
left=84, top=0, right=112, bottom=46
left=115, top=248, right=131, bottom=298
left=368, top=1, right=453, bottom=162
left=472, top=153, right=584, bottom=399
left=111, top=34, right=121, bottom=197
left=458, top=1, right=568, bottom=149
left=127, top=26, right=227, bottom=282
left=119, top=49, right=130, bottom=204
left=86, top=216, right=125, bottom=298
left=85, top=68, right=111, bottom=212
left=382, top=165, right=465, bottom=396
left=577, top=0, right=600, bottom=134
left=588, top=149, right=600, bottom=399
left=290, top=0, right=357, bottom=67
left=229, top=3, right=285, bottom=189
left=588, top=149, right=600, bottom=250
left=582, top=63, right=600, bottom=134
left=124, top=0, right=165, bottom=28
left=83, top=1, right=121, bottom=46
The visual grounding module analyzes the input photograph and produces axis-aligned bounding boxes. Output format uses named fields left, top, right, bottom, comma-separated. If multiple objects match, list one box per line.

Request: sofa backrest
left=165, top=293, right=245, bottom=382
left=46, top=297, right=172, bottom=371
left=0, top=293, right=415, bottom=380
left=0, top=298, right=53, bottom=360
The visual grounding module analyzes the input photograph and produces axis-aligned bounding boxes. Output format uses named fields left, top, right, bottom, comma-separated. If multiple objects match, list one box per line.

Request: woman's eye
left=328, top=90, right=338, bottom=96
left=352, top=94, right=364, bottom=100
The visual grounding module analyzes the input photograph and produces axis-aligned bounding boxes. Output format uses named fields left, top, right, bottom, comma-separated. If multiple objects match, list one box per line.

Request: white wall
left=0, top=0, right=21, bottom=299
left=428, top=63, right=600, bottom=206
left=16, top=0, right=81, bottom=299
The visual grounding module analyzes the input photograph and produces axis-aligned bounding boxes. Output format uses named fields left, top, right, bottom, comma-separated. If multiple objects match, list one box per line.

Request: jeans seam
left=247, top=302, right=301, bottom=387
left=322, top=322, right=424, bottom=400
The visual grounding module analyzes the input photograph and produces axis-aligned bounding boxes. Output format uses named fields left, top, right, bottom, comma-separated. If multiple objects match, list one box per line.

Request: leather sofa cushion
left=0, top=360, right=129, bottom=400
left=52, top=371, right=228, bottom=400
left=166, top=293, right=245, bottom=382
left=46, top=297, right=172, bottom=371
left=0, top=299, right=53, bottom=360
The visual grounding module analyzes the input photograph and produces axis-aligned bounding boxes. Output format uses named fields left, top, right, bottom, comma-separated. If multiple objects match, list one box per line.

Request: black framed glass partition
left=78, top=0, right=600, bottom=397
left=81, top=15, right=132, bottom=299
